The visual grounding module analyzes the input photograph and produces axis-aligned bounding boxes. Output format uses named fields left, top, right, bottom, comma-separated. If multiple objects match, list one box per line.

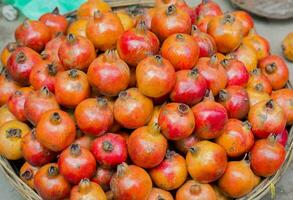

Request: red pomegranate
left=170, top=68, right=207, bottom=106
left=192, top=90, right=228, bottom=139
left=158, top=103, right=195, bottom=140
left=248, top=99, right=286, bottom=138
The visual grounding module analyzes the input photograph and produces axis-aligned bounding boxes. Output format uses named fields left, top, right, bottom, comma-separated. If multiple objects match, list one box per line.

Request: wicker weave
left=0, top=1, right=293, bottom=200
left=230, top=0, right=293, bottom=19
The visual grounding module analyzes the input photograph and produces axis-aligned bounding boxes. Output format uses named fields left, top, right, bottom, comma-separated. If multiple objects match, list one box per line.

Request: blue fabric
left=4, top=0, right=86, bottom=19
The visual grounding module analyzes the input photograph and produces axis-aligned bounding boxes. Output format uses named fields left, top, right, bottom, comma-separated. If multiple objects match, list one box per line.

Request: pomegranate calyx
left=21, top=169, right=33, bottom=181
left=265, top=99, right=274, bottom=109
left=242, top=121, right=252, bottom=130
left=52, top=7, right=60, bottom=15
left=255, top=83, right=264, bottom=92
left=223, top=14, right=235, bottom=24
left=218, top=89, right=228, bottom=102
left=68, top=69, right=79, bottom=79
left=190, top=184, right=201, bottom=195
left=16, top=51, right=27, bottom=64
left=265, top=63, right=277, bottom=74
left=93, top=10, right=102, bottom=20
left=78, top=178, right=91, bottom=193
left=117, top=162, right=128, bottom=177
left=47, top=165, right=59, bottom=177
left=67, top=33, right=76, bottom=44
left=70, top=143, right=82, bottom=157
left=102, top=141, right=114, bottom=152
left=50, top=112, right=62, bottom=125
left=166, top=5, right=177, bottom=15
left=40, top=86, right=51, bottom=96
left=154, top=55, right=163, bottom=65
left=47, top=63, right=58, bottom=76
left=189, top=146, right=198, bottom=154
left=97, top=97, right=108, bottom=107
left=178, top=103, right=189, bottom=114
left=189, top=68, right=199, bottom=78
left=176, top=34, right=184, bottom=41
left=6, top=128, right=22, bottom=138
left=220, top=59, right=230, bottom=68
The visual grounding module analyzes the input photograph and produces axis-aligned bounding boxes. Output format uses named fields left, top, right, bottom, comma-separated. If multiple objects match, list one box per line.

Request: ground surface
left=0, top=0, right=292, bottom=199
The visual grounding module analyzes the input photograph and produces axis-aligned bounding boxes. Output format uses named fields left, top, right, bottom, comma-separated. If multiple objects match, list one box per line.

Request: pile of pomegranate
left=0, top=0, right=292, bottom=199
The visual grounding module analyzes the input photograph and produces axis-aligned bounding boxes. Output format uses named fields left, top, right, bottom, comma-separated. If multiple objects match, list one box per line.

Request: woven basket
left=230, top=0, right=293, bottom=19
left=0, top=1, right=293, bottom=200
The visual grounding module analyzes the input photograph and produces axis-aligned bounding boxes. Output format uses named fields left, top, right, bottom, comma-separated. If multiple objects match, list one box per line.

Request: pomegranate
left=271, top=88, right=293, bottom=125
left=36, top=109, right=76, bottom=152
left=170, top=68, right=207, bottom=106
left=22, top=129, right=56, bottom=166
left=15, top=19, right=51, bottom=52
left=233, top=11, right=254, bottom=36
left=186, top=141, right=227, bottom=183
left=149, top=151, right=187, bottom=190
left=91, top=133, right=127, bottom=167
left=276, top=129, right=289, bottom=147
left=55, top=69, right=90, bottom=108
left=39, top=8, right=68, bottom=36
left=29, top=61, right=64, bottom=93
left=88, top=50, right=130, bottom=96
left=117, top=20, right=160, bottom=67
left=58, top=144, right=96, bottom=184
left=41, top=33, right=65, bottom=66
left=207, top=14, right=243, bottom=53
left=243, top=30, right=270, bottom=60
left=77, top=0, right=111, bottom=18
left=246, top=87, right=270, bottom=107
left=176, top=180, right=217, bottom=200
left=192, top=90, right=228, bottom=139
left=250, top=135, right=286, bottom=177
left=6, top=47, right=42, bottom=85
left=1, top=42, right=20, bottom=67
left=227, top=44, right=258, bottom=72
left=191, top=25, right=217, bottom=57
left=216, top=119, right=254, bottom=157
left=221, top=59, right=249, bottom=87
left=218, top=160, right=257, bottom=198
left=174, top=134, right=201, bottom=155
left=114, top=88, right=153, bottom=129
left=151, top=5, right=191, bottom=41
left=248, top=99, right=286, bottom=138
left=136, top=55, right=176, bottom=98
left=24, top=86, right=59, bottom=125
left=75, top=97, right=113, bottom=136
left=34, top=163, right=71, bottom=200
left=110, top=163, right=152, bottom=199
left=20, top=162, right=39, bottom=189
left=194, top=0, right=223, bottom=21
left=247, top=68, right=272, bottom=94
left=258, top=55, right=289, bottom=90
left=127, top=124, right=167, bottom=168
left=195, top=55, right=227, bottom=95
left=7, top=87, right=32, bottom=121
left=0, top=69, right=20, bottom=105
left=161, top=33, right=199, bottom=70
left=158, top=103, right=195, bottom=140
left=86, top=11, right=124, bottom=51
left=70, top=178, right=107, bottom=200
left=148, top=188, right=173, bottom=200
left=92, top=166, right=114, bottom=191
left=58, top=34, right=96, bottom=71
left=0, top=104, right=16, bottom=126
left=218, top=86, right=249, bottom=119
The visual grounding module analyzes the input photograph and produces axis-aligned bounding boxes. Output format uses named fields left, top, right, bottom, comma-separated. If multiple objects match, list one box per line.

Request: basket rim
left=1, top=1, right=293, bottom=200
